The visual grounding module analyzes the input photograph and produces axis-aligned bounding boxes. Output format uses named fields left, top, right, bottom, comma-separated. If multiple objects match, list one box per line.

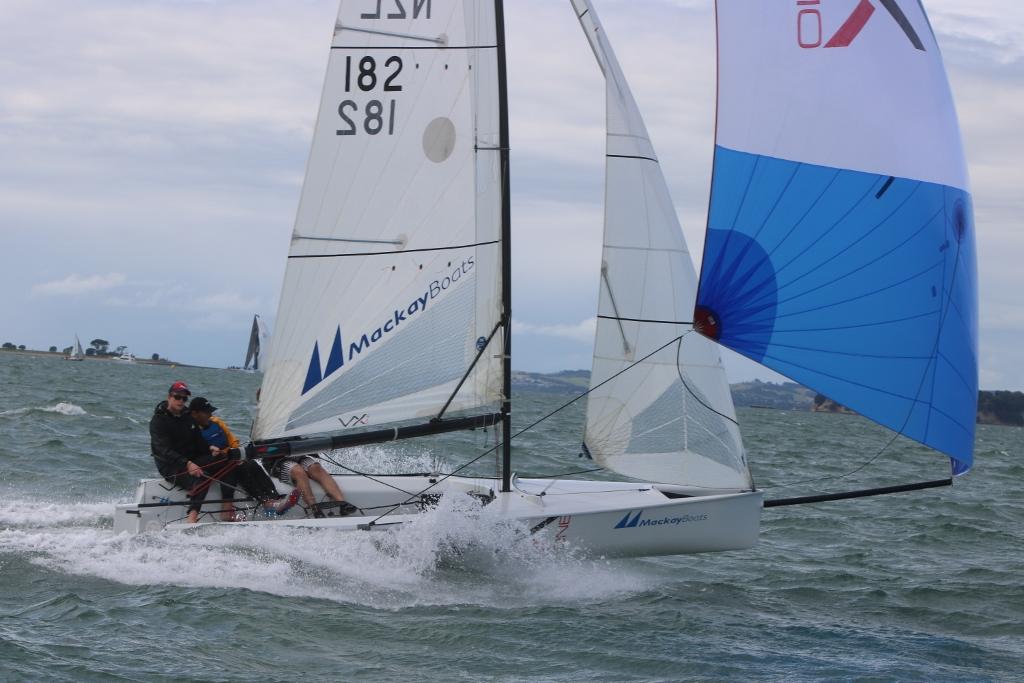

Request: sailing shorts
left=270, top=456, right=318, bottom=485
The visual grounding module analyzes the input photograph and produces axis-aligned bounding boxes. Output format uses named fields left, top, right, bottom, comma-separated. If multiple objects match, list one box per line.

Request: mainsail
left=572, top=0, right=752, bottom=491
left=696, top=2, right=977, bottom=473
left=253, top=1, right=506, bottom=440
left=72, top=335, right=84, bottom=358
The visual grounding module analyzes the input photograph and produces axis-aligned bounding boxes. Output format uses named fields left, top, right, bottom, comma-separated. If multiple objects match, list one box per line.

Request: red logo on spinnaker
left=797, top=0, right=925, bottom=51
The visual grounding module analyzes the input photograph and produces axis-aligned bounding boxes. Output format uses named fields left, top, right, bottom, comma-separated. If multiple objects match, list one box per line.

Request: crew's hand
left=186, top=460, right=203, bottom=477
left=210, top=445, right=220, bottom=455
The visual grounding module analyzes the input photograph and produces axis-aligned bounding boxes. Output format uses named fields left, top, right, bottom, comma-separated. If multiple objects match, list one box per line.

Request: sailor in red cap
left=148, top=381, right=239, bottom=522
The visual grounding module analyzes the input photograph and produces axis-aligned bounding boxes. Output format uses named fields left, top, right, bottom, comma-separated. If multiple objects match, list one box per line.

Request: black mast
left=494, top=0, right=513, bottom=493
left=248, top=5, right=515, bottom=471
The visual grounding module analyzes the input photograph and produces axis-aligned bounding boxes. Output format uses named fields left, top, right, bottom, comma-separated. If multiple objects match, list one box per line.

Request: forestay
left=572, top=0, right=752, bottom=491
left=696, top=1, right=977, bottom=473
left=253, top=0, right=505, bottom=440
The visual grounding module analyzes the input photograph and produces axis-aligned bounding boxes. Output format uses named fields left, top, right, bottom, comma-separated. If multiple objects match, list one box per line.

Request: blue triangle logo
left=301, top=342, right=322, bottom=395
left=324, top=327, right=345, bottom=378
left=614, top=510, right=643, bottom=529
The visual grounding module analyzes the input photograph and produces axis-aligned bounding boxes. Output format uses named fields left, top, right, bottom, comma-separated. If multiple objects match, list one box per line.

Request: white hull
left=113, top=473, right=762, bottom=558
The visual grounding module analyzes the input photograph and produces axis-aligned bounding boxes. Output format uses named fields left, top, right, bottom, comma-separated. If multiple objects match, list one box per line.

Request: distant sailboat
left=115, top=0, right=976, bottom=558
left=63, top=335, right=85, bottom=361
left=243, top=314, right=268, bottom=372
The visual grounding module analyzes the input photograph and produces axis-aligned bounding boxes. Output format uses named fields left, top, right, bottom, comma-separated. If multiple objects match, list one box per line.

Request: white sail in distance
left=572, top=0, right=752, bottom=491
left=253, top=1, right=505, bottom=440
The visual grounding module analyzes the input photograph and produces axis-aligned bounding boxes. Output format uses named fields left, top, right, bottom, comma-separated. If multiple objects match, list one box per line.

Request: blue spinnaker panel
left=696, top=146, right=977, bottom=472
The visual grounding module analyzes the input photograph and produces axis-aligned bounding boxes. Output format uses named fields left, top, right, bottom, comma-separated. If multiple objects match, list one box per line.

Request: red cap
left=168, top=381, right=191, bottom=396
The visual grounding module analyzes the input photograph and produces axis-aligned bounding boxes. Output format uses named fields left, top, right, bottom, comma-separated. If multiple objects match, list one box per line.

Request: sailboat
left=243, top=314, right=268, bottom=372
left=114, top=1, right=976, bottom=558
left=63, top=335, right=85, bottom=361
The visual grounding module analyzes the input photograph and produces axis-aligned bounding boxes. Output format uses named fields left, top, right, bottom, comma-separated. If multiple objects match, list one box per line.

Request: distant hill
left=512, top=371, right=814, bottom=409
left=512, top=371, right=1024, bottom=426
left=730, top=380, right=817, bottom=410
left=977, top=390, right=1024, bottom=426
left=511, top=370, right=590, bottom=394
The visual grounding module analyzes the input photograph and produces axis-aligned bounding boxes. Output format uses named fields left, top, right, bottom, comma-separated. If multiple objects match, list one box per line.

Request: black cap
left=189, top=397, right=217, bottom=414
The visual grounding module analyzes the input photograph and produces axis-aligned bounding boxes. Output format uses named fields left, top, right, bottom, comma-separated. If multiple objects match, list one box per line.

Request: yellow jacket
left=210, top=415, right=240, bottom=449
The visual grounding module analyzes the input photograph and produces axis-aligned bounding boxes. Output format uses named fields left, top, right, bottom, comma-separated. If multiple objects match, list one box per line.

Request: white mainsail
left=73, top=335, right=84, bottom=358
left=253, top=1, right=505, bottom=440
left=572, top=0, right=752, bottom=491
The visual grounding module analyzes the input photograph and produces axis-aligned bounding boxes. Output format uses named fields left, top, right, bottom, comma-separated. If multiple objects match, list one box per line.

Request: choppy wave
left=0, top=493, right=655, bottom=611
left=0, top=401, right=89, bottom=417
left=0, top=499, right=114, bottom=527
left=1, top=355, right=1022, bottom=680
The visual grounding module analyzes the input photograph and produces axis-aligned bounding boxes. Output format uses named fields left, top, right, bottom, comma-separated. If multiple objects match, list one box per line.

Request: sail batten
left=572, top=0, right=752, bottom=491
left=700, top=2, right=977, bottom=472
left=253, top=1, right=506, bottom=441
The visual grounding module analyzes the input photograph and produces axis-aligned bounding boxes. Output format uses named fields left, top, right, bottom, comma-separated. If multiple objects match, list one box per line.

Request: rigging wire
left=315, top=452, right=423, bottom=498
left=281, top=224, right=970, bottom=510
left=526, top=467, right=605, bottom=479
left=760, top=431, right=898, bottom=490
left=764, top=217, right=968, bottom=492
left=360, top=333, right=691, bottom=525
left=673, top=330, right=740, bottom=433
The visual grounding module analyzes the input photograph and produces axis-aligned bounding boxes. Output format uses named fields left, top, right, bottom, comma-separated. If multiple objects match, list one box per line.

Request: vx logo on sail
left=339, top=414, right=368, bottom=428
left=796, top=0, right=926, bottom=51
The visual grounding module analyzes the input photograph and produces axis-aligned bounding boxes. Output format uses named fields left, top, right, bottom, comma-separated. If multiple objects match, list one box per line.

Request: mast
left=249, top=2, right=513, bottom=459
left=495, top=0, right=513, bottom=493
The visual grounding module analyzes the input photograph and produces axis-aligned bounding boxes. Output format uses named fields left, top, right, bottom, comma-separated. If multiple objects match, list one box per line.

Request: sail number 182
left=336, top=55, right=401, bottom=136
left=337, top=99, right=397, bottom=136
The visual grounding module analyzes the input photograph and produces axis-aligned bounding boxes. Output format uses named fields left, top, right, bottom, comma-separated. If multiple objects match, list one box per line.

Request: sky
left=1, top=0, right=1022, bottom=389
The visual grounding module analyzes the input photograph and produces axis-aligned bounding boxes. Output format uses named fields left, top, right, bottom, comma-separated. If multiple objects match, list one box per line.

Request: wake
left=0, top=493, right=659, bottom=609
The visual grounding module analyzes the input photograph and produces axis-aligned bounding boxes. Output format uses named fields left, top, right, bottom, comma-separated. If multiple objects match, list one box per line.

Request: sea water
left=0, top=352, right=1021, bottom=682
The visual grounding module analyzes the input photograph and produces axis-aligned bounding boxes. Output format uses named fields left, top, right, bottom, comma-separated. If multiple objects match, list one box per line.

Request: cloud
left=2, top=1, right=1023, bottom=383
left=102, top=285, right=259, bottom=314
left=32, top=272, right=125, bottom=296
left=190, top=292, right=260, bottom=312
left=514, top=317, right=597, bottom=344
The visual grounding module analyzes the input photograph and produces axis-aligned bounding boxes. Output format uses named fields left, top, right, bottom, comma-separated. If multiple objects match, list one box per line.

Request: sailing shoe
left=314, top=501, right=359, bottom=517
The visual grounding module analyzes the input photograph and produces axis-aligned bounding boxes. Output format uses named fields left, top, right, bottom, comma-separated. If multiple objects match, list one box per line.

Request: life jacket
left=200, top=416, right=239, bottom=449
left=200, top=420, right=230, bottom=449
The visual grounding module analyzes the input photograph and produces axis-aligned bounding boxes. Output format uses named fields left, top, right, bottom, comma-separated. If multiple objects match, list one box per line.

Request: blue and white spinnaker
left=696, top=1, right=977, bottom=473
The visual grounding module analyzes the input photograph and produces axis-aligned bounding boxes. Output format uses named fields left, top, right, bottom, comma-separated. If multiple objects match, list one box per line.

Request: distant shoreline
left=5, top=350, right=1019, bottom=427
left=0, top=348, right=197, bottom=368
left=510, top=370, right=1024, bottom=428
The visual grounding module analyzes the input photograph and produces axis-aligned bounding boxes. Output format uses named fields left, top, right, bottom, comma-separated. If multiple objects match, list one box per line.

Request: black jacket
left=149, top=401, right=209, bottom=478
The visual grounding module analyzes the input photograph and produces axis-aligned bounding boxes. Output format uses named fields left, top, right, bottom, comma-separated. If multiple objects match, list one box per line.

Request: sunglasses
left=171, top=394, right=189, bottom=401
